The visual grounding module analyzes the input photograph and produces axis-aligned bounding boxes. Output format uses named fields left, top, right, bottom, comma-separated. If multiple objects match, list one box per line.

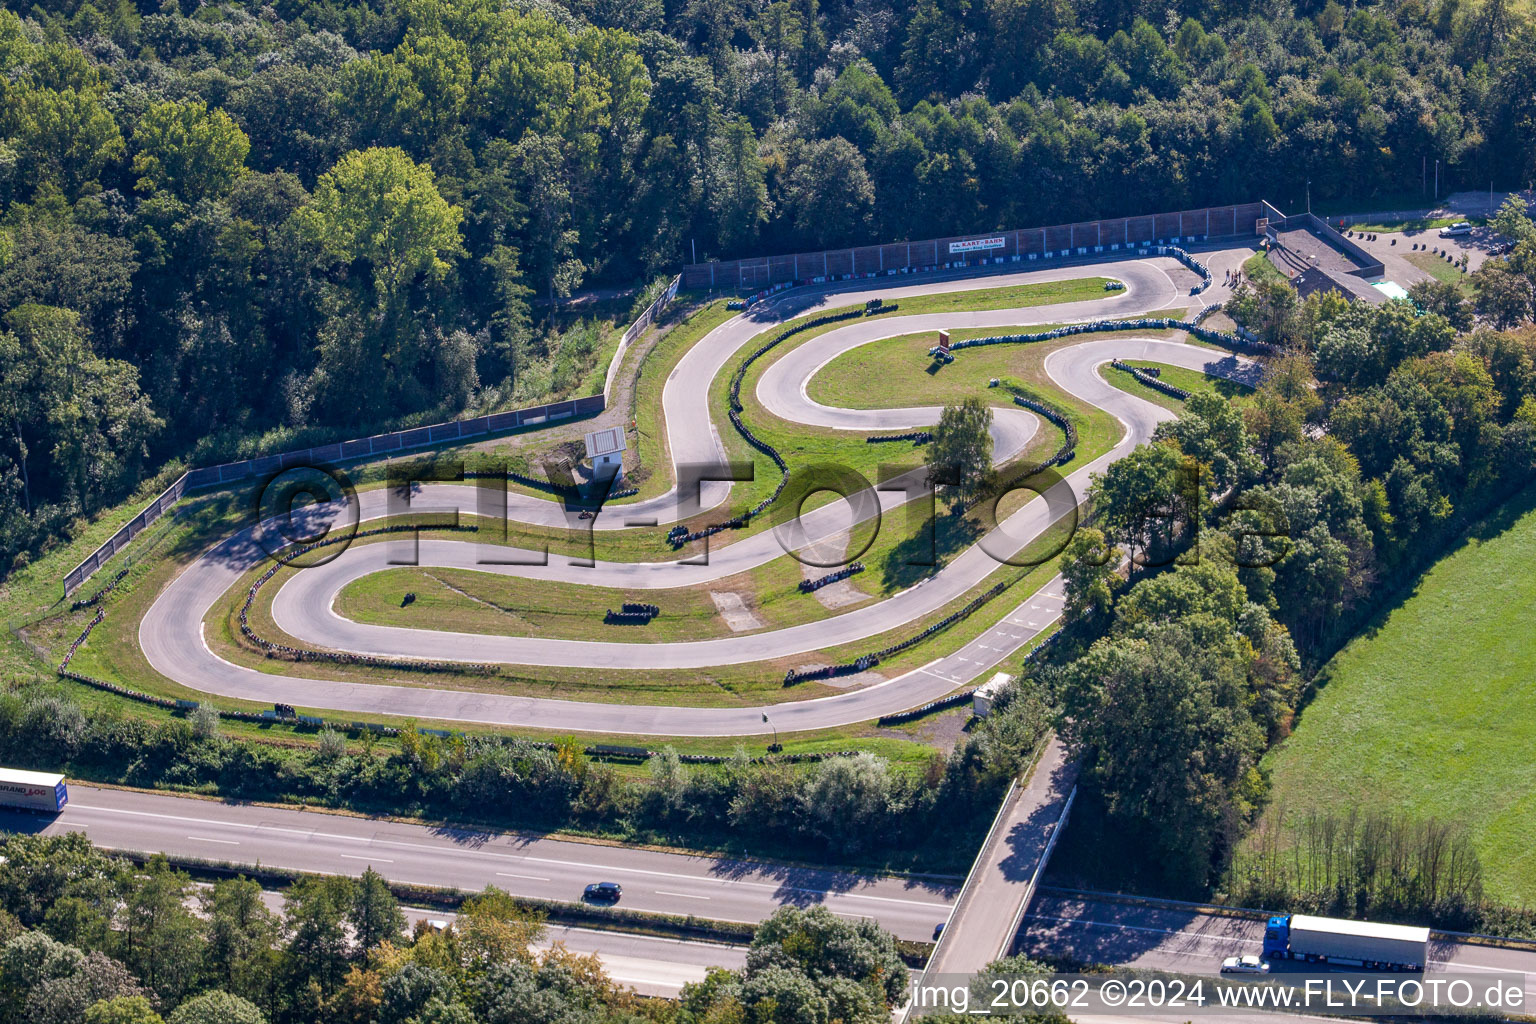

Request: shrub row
left=1111, top=359, right=1192, bottom=399
left=865, top=431, right=932, bottom=444
left=799, top=563, right=865, bottom=593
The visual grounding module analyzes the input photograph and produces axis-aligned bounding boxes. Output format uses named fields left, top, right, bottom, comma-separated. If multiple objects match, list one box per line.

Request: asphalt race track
left=136, top=251, right=1267, bottom=734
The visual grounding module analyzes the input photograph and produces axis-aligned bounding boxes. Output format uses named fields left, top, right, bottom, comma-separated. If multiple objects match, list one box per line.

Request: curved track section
left=139, top=256, right=1261, bottom=735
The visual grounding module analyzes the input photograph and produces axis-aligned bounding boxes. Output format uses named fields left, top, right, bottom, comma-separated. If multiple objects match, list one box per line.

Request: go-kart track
left=138, top=251, right=1265, bottom=737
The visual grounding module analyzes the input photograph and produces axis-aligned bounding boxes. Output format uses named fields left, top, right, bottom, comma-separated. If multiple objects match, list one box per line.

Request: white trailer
left=0, top=768, right=68, bottom=813
left=1264, top=913, right=1429, bottom=971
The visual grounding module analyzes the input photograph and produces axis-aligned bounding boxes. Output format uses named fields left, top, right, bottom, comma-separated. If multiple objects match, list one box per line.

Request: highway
left=132, top=252, right=1268, bottom=734
left=10, top=785, right=1536, bottom=1004
left=6, top=785, right=957, bottom=942
left=1019, top=892, right=1536, bottom=999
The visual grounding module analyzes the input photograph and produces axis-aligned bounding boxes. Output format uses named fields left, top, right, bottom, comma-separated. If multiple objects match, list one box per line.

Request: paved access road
left=1020, top=892, right=1536, bottom=999
left=10, top=785, right=957, bottom=942
left=134, top=249, right=1265, bottom=734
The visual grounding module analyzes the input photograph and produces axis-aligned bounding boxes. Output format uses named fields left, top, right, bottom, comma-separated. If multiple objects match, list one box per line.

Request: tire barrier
left=1168, top=246, right=1214, bottom=294
left=799, top=563, right=865, bottom=593
left=944, top=316, right=1278, bottom=357
left=866, top=431, right=932, bottom=444
left=604, top=602, right=659, bottom=625
left=238, top=524, right=498, bottom=675
left=669, top=302, right=898, bottom=549
left=52, top=544, right=865, bottom=759
left=1104, top=281, right=1126, bottom=291
left=1110, top=359, right=1192, bottom=400
left=70, top=568, right=129, bottom=611
left=783, top=577, right=1013, bottom=685
left=463, top=468, right=580, bottom=499
left=874, top=630, right=1063, bottom=725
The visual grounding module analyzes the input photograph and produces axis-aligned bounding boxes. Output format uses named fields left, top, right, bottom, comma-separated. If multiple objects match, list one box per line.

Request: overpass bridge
left=910, top=736, right=1079, bottom=1000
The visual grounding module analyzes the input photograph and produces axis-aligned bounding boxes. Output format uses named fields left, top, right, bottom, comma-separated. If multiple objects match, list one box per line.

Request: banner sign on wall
left=949, top=236, right=1006, bottom=254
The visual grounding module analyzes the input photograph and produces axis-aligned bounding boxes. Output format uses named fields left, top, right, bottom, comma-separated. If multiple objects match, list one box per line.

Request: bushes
left=0, top=680, right=1051, bottom=869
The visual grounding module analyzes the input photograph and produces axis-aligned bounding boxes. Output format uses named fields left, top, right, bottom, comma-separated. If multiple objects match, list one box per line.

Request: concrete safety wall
left=682, top=201, right=1270, bottom=291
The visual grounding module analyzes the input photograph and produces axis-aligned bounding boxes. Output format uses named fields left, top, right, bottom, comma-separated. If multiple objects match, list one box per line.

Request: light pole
left=763, top=712, right=779, bottom=752
left=1306, top=177, right=1311, bottom=215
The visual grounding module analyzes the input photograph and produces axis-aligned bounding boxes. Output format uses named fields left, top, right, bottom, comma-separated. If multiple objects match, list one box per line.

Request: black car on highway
left=583, top=882, right=622, bottom=902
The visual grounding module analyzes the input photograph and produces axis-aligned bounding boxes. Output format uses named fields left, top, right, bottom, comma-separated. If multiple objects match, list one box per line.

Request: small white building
left=972, top=672, right=1012, bottom=717
left=583, top=427, right=627, bottom=475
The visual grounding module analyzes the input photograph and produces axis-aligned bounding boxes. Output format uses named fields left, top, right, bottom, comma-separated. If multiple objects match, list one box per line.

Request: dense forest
left=0, top=0, right=1532, bottom=570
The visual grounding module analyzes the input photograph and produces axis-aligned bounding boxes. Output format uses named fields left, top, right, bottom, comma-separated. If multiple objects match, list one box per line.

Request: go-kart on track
left=139, top=251, right=1264, bottom=737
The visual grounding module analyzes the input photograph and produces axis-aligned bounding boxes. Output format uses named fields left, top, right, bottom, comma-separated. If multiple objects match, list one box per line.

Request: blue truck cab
left=1263, top=915, right=1291, bottom=960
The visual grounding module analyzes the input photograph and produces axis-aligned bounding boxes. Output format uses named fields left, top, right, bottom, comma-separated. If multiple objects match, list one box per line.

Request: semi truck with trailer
left=1263, top=913, right=1429, bottom=971
left=0, top=768, right=68, bottom=813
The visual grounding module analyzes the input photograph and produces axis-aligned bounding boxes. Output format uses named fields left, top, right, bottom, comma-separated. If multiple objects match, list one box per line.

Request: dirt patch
left=709, top=591, right=764, bottom=631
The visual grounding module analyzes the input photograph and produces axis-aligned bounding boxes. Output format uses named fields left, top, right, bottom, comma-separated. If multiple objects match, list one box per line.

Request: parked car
left=584, top=882, right=623, bottom=902
left=1221, top=954, right=1271, bottom=974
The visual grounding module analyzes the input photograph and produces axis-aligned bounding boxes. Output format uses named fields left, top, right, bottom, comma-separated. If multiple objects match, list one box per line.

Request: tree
left=926, top=398, right=993, bottom=510
left=747, top=905, right=908, bottom=1010
left=283, top=876, right=356, bottom=998
left=378, top=963, right=458, bottom=1024
left=26, top=951, right=146, bottom=1024
left=165, top=991, right=265, bottom=1024
left=457, top=888, right=544, bottom=973
left=350, top=869, right=406, bottom=956
left=1059, top=527, right=1119, bottom=619
left=131, top=100, right=251, bottom=203
left=799, top=753, right=895, bottom=854
left=200, top=878, right=280, bottom=1007
left=1473, top=257, right=1534, bottom=328
left=0, top=305, right=161, bottom=514
left=117, top=858, right=201, bottom=1003
left=293, top=147, right=465, bottom=307
left=1407, top=279, right=1472, bottom=331
left=1089, top=442, right=1191, bottom=566
left=4, top=84, right=124, bottom=199
left=781, top=136, right=876, bottom=249
left=83, top=996, right=163, bottom=1024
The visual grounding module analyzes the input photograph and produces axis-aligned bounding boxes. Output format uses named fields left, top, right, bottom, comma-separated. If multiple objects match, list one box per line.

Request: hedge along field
left=1255, top=483, right=1536, bottom=904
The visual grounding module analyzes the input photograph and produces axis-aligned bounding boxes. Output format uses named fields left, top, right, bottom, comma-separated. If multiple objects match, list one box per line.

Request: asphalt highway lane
left=6, top=786, right=957, bottom=942
left=1020, top=893, right=1536, bottom=999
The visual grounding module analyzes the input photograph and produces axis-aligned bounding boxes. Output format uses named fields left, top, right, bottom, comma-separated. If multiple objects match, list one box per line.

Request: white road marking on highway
left=339, top=854, right=392, bottom=863
left=496, top=872, right=551, bottom=882
left=66, top=802, right=955, bottom=909
left=656, top=890, right=710, bottom=900
left=187, top=835, right=239, bottom=845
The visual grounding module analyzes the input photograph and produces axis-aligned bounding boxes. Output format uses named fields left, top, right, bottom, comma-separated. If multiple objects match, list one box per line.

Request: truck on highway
left=1262, top=913, right=1429, bottom=971
left=0, top=768, right=68, bottom=813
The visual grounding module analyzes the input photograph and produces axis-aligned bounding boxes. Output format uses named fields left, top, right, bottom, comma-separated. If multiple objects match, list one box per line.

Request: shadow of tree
left=879, top=513, right=982, bottom=592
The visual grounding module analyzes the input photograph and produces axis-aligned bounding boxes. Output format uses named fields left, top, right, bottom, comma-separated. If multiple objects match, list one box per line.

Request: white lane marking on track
left=68, top=803, right=954, bottom=909
left=340, top=854, right=392, bottom=863
left=188, top=835, right=239, bottom=845
left=497, top=872, right=551, bottom=882
left=656, top=890, right=710, bottom=900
